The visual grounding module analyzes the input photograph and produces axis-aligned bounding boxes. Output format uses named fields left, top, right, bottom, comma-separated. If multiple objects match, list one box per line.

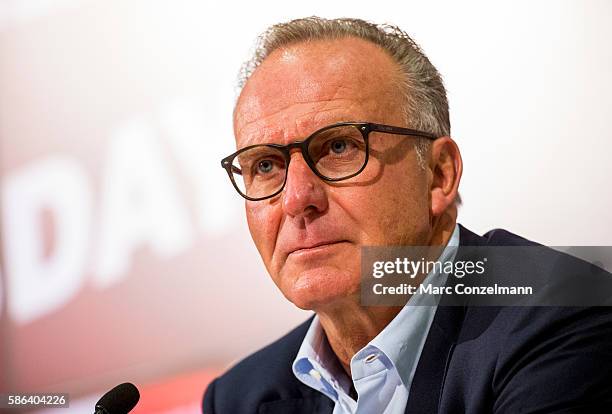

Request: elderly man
left=203, top=17, right=612, bottom=414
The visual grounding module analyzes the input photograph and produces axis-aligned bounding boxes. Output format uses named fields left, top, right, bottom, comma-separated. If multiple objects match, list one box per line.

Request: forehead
left=234, top=37, right=404, bottom=146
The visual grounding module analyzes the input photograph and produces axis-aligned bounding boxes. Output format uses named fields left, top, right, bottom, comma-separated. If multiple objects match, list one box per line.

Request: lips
left=287, top=240, right=348, bottom=256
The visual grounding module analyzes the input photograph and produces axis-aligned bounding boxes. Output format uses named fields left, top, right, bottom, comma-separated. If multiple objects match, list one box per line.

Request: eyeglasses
left=221, top=121, right=437, bottom=201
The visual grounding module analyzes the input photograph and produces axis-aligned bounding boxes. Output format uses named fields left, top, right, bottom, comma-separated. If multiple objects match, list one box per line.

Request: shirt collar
left=292, top=315, right=349, bottom=400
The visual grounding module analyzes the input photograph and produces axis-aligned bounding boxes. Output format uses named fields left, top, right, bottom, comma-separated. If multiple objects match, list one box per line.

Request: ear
left=428, top=136, right=463, bottom=217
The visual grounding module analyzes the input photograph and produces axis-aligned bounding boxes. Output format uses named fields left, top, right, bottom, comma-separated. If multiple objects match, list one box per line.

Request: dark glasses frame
left=221, top=121, right=438, bottom=201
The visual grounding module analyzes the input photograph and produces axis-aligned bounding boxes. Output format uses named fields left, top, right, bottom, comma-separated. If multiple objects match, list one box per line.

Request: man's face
left=234, top=38, right=432, bottom=310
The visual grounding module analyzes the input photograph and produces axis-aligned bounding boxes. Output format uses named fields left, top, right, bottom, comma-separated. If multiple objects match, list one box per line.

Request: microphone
left=94, top=382, right=140, bottom=414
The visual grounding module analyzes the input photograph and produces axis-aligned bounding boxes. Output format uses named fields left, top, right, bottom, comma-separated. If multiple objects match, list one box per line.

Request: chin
left=278, top=265, right=360, bottom=311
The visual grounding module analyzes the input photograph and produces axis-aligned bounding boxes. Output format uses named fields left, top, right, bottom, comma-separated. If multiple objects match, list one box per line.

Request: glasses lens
left=230, top=146, right=287, bottom=199
left=308, top=125, right=367, bottom=179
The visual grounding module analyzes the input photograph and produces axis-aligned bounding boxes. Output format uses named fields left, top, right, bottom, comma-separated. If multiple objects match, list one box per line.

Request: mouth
left=288, top=240, right=349, bottom=257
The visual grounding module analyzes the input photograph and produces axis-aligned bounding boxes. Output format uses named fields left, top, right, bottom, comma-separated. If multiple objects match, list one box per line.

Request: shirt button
left=364, top=353, right=379, bottom=363
left=308, top=369, right=322, bottom=380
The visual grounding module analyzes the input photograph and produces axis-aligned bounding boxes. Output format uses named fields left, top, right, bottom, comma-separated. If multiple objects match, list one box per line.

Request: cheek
left=334, top=163, right=430, bottom=245
left=381, top=173, right=430, bottom=241
left=246, top=201, right=281, bottom=263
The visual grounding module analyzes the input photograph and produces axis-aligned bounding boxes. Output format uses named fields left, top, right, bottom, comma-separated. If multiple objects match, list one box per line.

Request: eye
left=330, top=139, right=347, bottom=154
left=257, top=159, right=274, bottom=174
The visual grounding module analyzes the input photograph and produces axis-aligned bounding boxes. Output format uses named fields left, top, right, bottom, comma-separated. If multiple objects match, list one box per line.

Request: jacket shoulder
left=459, top=223, right=540, bottom=247
left=220, top=316, right=311, bottom=383
left=203, top=316, right=324, bottom=413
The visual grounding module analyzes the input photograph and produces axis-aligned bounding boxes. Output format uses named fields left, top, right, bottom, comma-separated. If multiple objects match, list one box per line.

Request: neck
left=317, top=300, right=401, bottom=374
left=317, top=210, right=457, bottom=376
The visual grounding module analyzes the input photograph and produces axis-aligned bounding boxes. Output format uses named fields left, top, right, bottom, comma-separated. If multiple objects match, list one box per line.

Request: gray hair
left=236, top=16, right=451, bottom=169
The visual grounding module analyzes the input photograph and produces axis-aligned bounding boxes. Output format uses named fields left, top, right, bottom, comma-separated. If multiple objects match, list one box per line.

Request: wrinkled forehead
left=233, top=38, right=404, bottom=146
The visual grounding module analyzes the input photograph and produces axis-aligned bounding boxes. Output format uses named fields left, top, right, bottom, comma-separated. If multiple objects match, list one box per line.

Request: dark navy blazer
left=203, top=225, right=612, bottom=413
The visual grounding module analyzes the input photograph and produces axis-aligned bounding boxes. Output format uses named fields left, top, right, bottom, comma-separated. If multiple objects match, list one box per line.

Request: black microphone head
left=95, top=382, right=140, bottom=414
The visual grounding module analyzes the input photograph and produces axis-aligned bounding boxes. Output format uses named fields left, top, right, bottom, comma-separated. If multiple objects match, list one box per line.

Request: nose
left=282, top=152, right=329, bottom=218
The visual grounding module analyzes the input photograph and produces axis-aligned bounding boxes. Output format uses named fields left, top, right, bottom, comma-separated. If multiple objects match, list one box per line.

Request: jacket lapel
left=404, top=305, right=465, bottom=414
left=404, top=225, right=484, bottom=414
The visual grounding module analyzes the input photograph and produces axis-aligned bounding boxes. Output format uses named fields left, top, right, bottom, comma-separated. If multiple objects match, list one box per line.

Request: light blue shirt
left=292, top=224, right=460, bottom=414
